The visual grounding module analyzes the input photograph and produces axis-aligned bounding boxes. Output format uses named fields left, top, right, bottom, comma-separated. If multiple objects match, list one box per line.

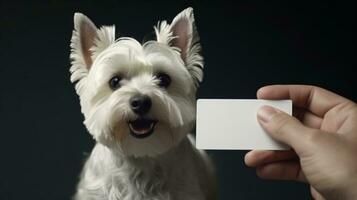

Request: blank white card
left=196, top=99, right=292, bottom=150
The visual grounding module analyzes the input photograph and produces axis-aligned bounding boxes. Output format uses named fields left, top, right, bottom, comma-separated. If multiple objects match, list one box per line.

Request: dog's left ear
left=156, top=7, right=203, bottom=86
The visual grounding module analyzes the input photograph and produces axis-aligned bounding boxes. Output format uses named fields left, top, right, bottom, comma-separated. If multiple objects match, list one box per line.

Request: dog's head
left=70, top=8, right=203, bottom=157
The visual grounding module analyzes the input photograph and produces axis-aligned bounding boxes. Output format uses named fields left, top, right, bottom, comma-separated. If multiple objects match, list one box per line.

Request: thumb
left=257, top=105, right=313, bottom=152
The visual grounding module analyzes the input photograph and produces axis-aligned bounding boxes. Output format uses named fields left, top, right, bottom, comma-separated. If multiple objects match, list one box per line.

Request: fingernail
left=256, top=88, right=263, bottom=97
left=257, top=106, right=277, bottom=123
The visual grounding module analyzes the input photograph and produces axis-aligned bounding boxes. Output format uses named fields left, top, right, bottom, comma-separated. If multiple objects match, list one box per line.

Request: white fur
left=70, top=7, right=216, bottom=200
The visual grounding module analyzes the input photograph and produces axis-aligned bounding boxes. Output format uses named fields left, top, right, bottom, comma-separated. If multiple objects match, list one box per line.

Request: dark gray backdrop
left=0, top=0, right=355, bottom=199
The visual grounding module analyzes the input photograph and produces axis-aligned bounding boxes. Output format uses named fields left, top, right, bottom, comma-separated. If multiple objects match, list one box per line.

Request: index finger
left=257, top=85, right=350, bottom=117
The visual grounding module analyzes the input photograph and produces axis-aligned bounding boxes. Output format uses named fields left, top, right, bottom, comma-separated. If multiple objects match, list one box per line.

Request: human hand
left=244, top=85, right=357, bottom=200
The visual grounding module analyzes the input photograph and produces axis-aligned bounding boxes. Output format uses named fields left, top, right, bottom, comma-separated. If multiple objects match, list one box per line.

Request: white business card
left=196, top=99, right=292, bottom=150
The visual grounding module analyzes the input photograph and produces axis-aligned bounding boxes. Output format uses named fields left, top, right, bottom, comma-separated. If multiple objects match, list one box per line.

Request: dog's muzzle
left=128, top=118, right=157, bottom=139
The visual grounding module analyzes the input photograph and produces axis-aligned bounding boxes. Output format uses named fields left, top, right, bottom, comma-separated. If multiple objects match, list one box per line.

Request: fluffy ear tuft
left=70, top=13, right=115, bottom=84
left=155, top=7, right=204, bottom=86
left=91, top=25, right=116, bottom=59
left=154, top=20, right=174, bottom=45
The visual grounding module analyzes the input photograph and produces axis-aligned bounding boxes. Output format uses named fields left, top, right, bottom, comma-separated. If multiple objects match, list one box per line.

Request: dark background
left=0, top=0, right=355, bottom=199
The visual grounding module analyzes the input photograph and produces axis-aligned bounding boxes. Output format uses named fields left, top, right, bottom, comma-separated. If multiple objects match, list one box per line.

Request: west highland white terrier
left=69, top=7, right=216, bottom=200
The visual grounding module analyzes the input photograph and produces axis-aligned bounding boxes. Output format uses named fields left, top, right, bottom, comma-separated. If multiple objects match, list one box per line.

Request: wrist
left=321, top=178, right=357, bottom=200
left=344, top=180, right=357, bottom=200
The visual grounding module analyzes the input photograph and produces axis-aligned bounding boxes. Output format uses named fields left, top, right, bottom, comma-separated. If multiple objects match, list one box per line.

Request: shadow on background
left=0, top=0, right=355, bottom=199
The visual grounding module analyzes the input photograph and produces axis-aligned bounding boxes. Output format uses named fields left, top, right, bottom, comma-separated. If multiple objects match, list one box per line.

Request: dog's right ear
left=70, top=13, right=115, bottom=83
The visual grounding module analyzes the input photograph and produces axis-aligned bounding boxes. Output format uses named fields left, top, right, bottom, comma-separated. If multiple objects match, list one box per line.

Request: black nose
left=130, top=94, right=152, bottom=115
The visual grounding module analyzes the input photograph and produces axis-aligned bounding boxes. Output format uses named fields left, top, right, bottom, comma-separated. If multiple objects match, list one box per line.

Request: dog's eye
left=156, top=73, right=171, bottom=88
left=109, top=75, right=122, bottom=90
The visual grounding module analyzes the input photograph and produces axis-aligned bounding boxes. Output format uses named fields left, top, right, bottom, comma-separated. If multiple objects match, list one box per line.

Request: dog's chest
left=78, top=142, right=206, bottom=200
left=109, top=154, right=201, bottom=200
left=112, top=161, right=171, bottom=199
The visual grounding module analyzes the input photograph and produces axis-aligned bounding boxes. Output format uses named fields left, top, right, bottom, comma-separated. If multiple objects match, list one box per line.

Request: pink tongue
left=130, top=123, right=152, bottom=134
left=133, top=127, right=150, bottom=134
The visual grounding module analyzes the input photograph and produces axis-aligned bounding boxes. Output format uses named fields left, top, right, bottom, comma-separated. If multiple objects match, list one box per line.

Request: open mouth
left=128, top=118, right=157, bottom=139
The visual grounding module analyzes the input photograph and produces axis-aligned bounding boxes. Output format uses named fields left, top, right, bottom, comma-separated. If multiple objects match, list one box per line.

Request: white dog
left=70, top=7, right=216, bottom=200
